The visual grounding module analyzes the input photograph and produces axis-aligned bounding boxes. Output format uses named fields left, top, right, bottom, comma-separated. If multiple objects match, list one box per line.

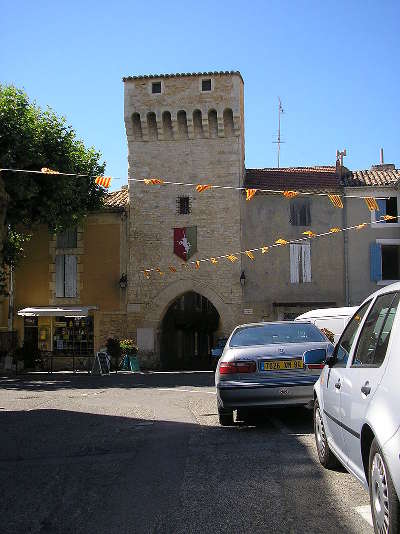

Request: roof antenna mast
left=273, top=98, right=284, bottom=168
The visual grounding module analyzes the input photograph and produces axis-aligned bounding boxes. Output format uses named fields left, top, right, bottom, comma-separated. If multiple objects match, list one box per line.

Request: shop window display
left=53, top=316, right=94, bottom=355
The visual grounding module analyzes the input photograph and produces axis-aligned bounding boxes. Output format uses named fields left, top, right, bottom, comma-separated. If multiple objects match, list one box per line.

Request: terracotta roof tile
left=123, top=70, right=243, bottom=82
left=103, top=186, right=129, bottom=209
left=244, top=166, right=341, bottom=193
left=343, top=169, right=400, bottom=187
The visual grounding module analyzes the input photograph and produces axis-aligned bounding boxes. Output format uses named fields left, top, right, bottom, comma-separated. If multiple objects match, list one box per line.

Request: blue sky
left=1, top=0, right=399, bottom=189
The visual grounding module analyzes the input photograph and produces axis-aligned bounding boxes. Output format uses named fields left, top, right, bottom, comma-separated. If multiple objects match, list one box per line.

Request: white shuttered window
left=290, top=244, right=311, bottom=283
left=55, top=254, right=77, bottom=297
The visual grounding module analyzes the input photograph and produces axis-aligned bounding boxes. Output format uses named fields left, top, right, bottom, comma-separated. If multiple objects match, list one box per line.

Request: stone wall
left=124, top=73, right=245, bottom=367
left=0, top=177, right=8, bottom=327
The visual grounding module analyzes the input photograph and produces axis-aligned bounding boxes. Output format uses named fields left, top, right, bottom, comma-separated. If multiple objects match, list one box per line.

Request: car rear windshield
left=229, top=323, right=325, bottom=347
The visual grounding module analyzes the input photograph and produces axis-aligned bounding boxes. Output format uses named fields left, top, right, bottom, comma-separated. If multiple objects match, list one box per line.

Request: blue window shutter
left=370, top=243, right=382, bottom=281
left=376, top=199, right=386, bottom=223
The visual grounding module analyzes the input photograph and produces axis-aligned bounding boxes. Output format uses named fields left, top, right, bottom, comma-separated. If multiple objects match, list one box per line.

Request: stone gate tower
left=123, top=71, right=245, bottom=368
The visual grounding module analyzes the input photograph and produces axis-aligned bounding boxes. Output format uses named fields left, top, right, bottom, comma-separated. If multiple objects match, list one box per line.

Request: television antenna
left=272, top=97, right=285, bottom=168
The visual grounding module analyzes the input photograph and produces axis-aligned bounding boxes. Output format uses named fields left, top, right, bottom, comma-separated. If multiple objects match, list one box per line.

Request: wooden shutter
left=302, top=243, right=312, bottom=282
left=55, top=255, right=65, bottom=297
left=370, top=243, right=382, bottom=282
left=56, top=227, right=77, bottom=248
left=64, top=255, right=77, bottom=297
left=376, top=199, right=386, bottom=222
left=290, top=244, right=300, bottom=283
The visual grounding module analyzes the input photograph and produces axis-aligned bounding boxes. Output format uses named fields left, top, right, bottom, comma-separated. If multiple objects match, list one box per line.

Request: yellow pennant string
left=261, top=246, right=269, bottom=254
left=41, top=168, right=60, bottom=174
left=328, top=194, right=344, bottom=208
left=245, top=189, right=257, bottom=201
left=169, top=266, right=177, bottom=273
left=227, top=254, right=238, bottom=262
left=365, top=197, right=379, bottom=211
left=283, top=191, right=299, bottom=199
left=245, top=251, right=255, bottom=260
left=356, top=223, right=367, bottom=230
left=95, top=176, right=112, bottom=188
left=143, top=270, right=151, bottom=279
left=144, top=178, right=165, bottom=185
left=156, top=268, right=164, bottom=276
left=329, top=227, right=341, bottom=233
left=196, top=184, right=213, bottom=193
left=383, top=215, right=397, bottom=221
left=195, top=260, right=200, bottom=269
left=302, top=231, right=316, bottom=238
left=275, top=239, right=289, bottom=246
left=210, top=258, right=218, bottom=264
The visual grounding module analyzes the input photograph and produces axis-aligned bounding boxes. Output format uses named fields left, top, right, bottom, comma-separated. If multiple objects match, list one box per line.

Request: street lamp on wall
left=119, top=273, right=128, bottom=289
left=240, top=271, right=246, bottom=287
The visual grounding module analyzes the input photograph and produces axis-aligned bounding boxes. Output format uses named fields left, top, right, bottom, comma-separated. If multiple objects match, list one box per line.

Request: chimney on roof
left=371, top=148, right=396, bottom=171
left=335, top=148, right=347, bottom=177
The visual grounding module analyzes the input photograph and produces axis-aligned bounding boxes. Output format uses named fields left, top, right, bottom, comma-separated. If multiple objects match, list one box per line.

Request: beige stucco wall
left=241, top=193, right=346, bottom=320
left=345, top=187, right=400, bottom=305
left=124, top=73, right=245, bottom=366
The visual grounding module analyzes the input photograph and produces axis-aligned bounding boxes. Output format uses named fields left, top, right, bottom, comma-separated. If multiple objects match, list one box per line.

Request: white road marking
left=158, top=388, right=216, bottom=394
left=355, top=505, right=373, bottom=527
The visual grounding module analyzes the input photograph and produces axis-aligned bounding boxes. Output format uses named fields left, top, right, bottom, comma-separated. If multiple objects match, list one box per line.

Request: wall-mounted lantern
left=240, top=271, right=246, bottom=287
left=119, top=273, right=128, bottom=289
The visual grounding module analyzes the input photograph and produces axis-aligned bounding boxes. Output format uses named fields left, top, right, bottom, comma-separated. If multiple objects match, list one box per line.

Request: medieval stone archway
left=160, top=291, right=219, bottom=370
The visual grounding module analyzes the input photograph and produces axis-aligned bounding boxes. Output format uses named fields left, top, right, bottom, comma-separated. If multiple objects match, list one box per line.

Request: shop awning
left=18, top=306, right=95, bottom=317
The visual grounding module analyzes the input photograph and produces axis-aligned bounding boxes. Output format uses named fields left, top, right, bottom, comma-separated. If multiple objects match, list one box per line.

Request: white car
left=295, top=306, right=358, bottom=343
left=314, top=282, right=400, bottom=534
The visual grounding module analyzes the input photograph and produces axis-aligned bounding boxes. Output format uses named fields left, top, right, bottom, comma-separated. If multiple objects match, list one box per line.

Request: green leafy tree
left=0, top=84, right=106, bottom=271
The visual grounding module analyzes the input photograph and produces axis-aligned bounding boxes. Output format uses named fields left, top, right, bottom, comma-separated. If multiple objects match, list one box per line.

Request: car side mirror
left=303, top=348, right=327, bottom=366
left=325, top=352, right=336, bottom=368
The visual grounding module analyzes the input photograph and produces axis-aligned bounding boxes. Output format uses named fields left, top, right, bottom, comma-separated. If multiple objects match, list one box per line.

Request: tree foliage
left=0, top=84, right=106, bottom=268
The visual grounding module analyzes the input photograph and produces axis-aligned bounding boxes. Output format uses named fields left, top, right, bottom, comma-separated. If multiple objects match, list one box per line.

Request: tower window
left=201, top=79, right=212, bottom=91
left=177, top=196, right=191, bottom=215
left=152, top=82, right=162, bottom=94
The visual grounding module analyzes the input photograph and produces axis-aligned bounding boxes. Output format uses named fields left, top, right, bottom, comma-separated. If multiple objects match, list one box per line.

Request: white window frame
left=376, top=238, right=400, bottom=286
left=371, top=192, right=400, bottom=228
left=149, top=80, right=163, bottom=95
left=199, top=78, right=214, bottom=93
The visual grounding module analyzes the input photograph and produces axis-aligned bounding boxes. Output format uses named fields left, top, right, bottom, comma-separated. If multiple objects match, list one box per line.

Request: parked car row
left=214, top=282, right=400, bottom=534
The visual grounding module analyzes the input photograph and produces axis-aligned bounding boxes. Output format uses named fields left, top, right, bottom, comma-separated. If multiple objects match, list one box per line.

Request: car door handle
left=335, top=380, right=341, bottom=390
left=361, top=382, right=371, bottom=396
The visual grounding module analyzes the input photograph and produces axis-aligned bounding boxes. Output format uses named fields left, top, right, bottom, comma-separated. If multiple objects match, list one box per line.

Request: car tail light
left=307, top=363, right=325, bottom=370
left=219, top=361, right=256, bottom=374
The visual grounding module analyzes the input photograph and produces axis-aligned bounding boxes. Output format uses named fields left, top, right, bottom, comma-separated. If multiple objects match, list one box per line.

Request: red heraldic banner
left=173, top=227, right=197, bottom=261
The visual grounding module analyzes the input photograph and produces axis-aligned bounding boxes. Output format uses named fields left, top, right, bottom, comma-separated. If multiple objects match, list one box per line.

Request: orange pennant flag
left=245, top=250, right=255, bottom=260
left=195, top=260, right=200, bottom=269
left=227, top=254, right=238, bottom=262
left=303, top=231, right=316, bottom=238
left=261, top=246, right=269, bottom=254
left=245, top=189, right=257, bottom=201
left=329, top=227, right=341, bottom=233
left=210, top=258, right=218, bottom=264
left=41, top=168, right=60, bottom=174
left=95, top=176, right=112, bottom=188
left=169, top=266, right=177, bottom=273
left=275, top=239, right=289, bottom=246
left=143, top=270, right=151, bottom=279
left=328, top=195, right=344, bottom=208
left=156, top=268, right=164, bottom=276
left=283, top=191, right=299, bottom=199
left=356, top=223, right=367, bottom=230
left=383, top=215, right=397, bottom=221
left=196, top=184, right=213, bottom=193
left=144, top=178, right=165, bottom=185
left=365, top=197, right=379, bottom=211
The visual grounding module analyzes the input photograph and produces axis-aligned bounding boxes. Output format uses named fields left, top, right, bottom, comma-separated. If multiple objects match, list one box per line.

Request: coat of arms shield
left=173, top=227, right=197, bottom=261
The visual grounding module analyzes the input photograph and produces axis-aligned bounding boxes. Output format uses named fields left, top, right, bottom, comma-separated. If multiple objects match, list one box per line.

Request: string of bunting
left=0, top=168, right=392, bottom=206
left=141, top=214, right=397, bottom=279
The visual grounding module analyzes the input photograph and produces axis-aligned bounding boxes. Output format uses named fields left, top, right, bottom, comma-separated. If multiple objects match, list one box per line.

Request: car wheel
left=369, top=438, right=400, bottom=534
left=314, top=400, right=340, bottom=469
left=218, top=408, right=234, bottom=426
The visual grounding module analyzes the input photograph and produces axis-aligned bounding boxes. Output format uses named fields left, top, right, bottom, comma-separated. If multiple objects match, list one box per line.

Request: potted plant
left=106, top=337, right=122, bottom=372
left=119, top=339, right=140, bottom=371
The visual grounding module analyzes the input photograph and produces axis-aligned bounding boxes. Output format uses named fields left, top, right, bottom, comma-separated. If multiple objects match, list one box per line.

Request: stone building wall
left=124, top=72, right=245, bottom=367
left=0, top=177, right=8, bottom=327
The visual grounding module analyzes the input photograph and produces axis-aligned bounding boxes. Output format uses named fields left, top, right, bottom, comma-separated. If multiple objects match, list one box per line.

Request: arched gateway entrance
left=160, top=292, right=220, bottom=370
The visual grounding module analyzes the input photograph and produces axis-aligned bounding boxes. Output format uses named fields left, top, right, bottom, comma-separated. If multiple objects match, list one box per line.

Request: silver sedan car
left=216, top=321, right=333, bottom=426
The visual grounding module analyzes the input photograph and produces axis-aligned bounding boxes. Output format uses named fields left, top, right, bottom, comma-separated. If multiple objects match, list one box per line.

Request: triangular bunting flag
left=328, top=195, right=343, bottom=208
left=245, top=189, right=257, bottom=201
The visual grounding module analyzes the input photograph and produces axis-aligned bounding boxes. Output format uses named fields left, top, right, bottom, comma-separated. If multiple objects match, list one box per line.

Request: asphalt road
left=0, top=372, right=373, bottom=534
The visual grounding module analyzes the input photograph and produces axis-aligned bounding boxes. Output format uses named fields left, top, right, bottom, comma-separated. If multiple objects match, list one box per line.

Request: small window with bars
left=152, top=82, right=162, bottom=94
left=201, top=79, right=212, bottom=91
left=177, top=196, right=191, bottom=215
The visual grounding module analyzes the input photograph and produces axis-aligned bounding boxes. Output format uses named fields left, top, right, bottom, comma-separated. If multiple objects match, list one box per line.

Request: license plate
left=261, top=359, right=304, bottom=371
